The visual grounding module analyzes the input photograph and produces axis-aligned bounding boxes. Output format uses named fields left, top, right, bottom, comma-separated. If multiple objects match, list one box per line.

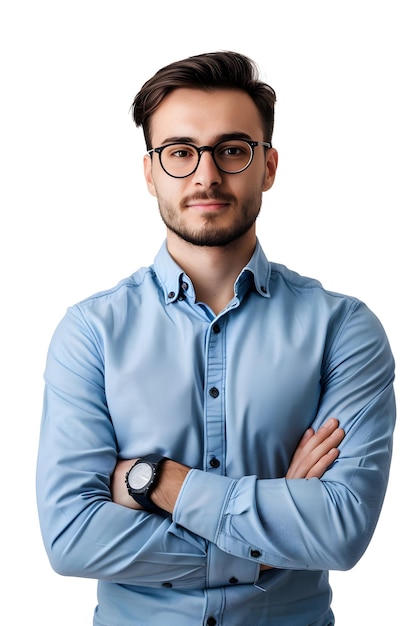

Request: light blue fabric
left=36, top=239, right=395, bottom=625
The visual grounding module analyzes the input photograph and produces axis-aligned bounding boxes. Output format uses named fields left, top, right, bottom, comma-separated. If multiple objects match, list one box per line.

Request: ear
left=144, top=154, right=157, bottom=197
left=262, top=147, right=278, bottom=192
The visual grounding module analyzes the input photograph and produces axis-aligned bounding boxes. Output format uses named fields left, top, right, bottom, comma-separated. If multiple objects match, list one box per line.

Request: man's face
left=144, top=88, right=278, bottom=248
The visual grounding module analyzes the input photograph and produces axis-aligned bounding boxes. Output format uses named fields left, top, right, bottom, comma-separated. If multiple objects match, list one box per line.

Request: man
left=36, top=51, right=396, bottom=625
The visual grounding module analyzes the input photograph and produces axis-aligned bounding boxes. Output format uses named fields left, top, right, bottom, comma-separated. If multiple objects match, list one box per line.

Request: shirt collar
left=236, top=239, right=271, bottom=299
left=153, top=239, right=271, bottom=305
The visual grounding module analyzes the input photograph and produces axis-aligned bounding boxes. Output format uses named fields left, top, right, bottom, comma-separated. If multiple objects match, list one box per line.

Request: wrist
left=151, top=460, right=190, bottom=515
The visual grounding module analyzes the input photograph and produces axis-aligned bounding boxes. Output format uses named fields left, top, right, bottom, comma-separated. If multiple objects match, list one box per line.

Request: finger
left=305, top=447, right=340, bottom=479
left=286, top=426, right=345, bottom=479
left=293, top=419, right=340, bottom=459
left=309, top=418, right=340, bottom=446
left=303, top=427, right=345, bottom=468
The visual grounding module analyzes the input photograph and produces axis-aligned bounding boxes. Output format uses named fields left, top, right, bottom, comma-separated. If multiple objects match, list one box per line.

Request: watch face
left=129, top=462, right=153, bottom=490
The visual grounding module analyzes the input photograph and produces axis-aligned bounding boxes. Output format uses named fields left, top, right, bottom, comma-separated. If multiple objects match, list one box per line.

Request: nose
left=193, top=149, right=222, bottom=187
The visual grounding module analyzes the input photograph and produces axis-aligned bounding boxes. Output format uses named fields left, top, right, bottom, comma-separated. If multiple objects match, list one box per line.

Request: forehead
left=149, top=88, right=264, bottom=145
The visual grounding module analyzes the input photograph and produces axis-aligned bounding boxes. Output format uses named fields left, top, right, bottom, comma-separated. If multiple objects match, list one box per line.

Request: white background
left=1, top=1, right=415, bottom=623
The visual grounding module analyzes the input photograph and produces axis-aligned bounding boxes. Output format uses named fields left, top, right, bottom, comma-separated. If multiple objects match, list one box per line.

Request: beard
left=156, top=188, right=263, bottom=247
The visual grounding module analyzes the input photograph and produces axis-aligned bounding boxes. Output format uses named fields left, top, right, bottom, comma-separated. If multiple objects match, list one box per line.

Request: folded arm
left=111, top=419, right=345, bottom=573
left=111, top=418, right=345, bottom=512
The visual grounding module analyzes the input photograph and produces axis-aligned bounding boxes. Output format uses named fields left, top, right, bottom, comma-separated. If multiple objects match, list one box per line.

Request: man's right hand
left=286, top=417, right=345, bottom=480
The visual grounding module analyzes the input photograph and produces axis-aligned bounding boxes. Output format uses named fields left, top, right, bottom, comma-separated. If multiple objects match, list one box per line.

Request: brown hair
left=131, top=51, right=276, bottom=149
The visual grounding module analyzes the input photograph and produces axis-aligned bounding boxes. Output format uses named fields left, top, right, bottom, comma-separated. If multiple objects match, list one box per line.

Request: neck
left=166, top=231, right=256, bottom=315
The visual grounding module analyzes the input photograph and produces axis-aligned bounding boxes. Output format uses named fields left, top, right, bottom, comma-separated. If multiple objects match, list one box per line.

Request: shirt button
left=209, top=387, right=219, bottom=398
left=209, top=457, right=220, bottom=468
left=250, top=549, right=262, bottom=558
left=168, top=291, right=175, bottom=299
left=162, top=582, right=172, bottom=588
left=206, top=618, right=217, bottom=626
left=181, top=281, right=189, bottom=291
left=212, top=323, right=221, bottom=334
left=229, top=576, right=238, bottom=584
left=261, top=286, right=267, bottom=293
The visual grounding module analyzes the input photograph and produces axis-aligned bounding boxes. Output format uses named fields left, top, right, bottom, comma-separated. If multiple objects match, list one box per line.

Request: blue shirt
left=36, top=240, right=396, bottom=626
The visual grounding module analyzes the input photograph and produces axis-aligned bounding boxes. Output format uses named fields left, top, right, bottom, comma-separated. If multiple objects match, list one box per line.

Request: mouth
left=185, top=194, right=232, bottom=212
left=187, top=200, right=229, bottom=212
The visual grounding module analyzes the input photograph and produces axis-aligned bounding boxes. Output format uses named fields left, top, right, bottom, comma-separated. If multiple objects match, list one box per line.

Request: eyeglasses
left=148, top=138, right=272, bottom=178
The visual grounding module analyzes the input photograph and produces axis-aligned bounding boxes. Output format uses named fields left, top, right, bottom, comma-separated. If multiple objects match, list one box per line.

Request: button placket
left=204, top=321, right=225, bottom=473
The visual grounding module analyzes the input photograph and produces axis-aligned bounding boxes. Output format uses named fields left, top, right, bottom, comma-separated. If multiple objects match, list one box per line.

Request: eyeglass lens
left=160, top=140, right=253, bottom=177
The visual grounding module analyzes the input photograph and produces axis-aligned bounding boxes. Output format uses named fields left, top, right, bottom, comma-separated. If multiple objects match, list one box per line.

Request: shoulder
left=268, top=261, right=392, bottom=353
left=75, top=266, right=154, bottom=308
left=50, top=266, right=157, bottom=344
left=269, top=261, right=359, bottom=310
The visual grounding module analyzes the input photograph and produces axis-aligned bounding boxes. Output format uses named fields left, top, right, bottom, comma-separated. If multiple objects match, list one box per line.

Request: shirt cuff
left=173, top=469, right=259, bottom=586
left=173, top=468, right=235, bottom=544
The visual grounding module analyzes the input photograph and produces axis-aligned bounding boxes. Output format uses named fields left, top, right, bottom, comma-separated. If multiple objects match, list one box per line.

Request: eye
left=166, top=144, right=196, bottom=159
left=172, top=149, right=190, bottom=158
left=216, top=141, right=251, bottom=160
left=219, top=145, right=243, bottom=157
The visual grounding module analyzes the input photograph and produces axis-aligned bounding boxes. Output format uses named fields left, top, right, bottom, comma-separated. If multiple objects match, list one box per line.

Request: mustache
left=182, top=191, right=235, bottom=205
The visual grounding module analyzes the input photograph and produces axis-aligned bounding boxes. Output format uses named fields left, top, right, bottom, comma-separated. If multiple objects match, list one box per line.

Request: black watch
left=125, top=453, right=168, bottom=515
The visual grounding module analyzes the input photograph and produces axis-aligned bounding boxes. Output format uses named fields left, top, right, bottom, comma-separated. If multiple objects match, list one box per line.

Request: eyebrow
left=158, top=132, right=254, bottom=146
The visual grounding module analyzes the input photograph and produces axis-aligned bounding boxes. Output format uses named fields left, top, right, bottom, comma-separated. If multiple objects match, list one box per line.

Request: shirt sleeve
left=36, top=306, right=258, bottom=588
left=173, top=301, right=396, bottom=571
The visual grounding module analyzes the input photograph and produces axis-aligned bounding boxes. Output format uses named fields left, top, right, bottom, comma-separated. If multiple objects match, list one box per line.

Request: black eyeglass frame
left=147, top=139, right=272, bottom=178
